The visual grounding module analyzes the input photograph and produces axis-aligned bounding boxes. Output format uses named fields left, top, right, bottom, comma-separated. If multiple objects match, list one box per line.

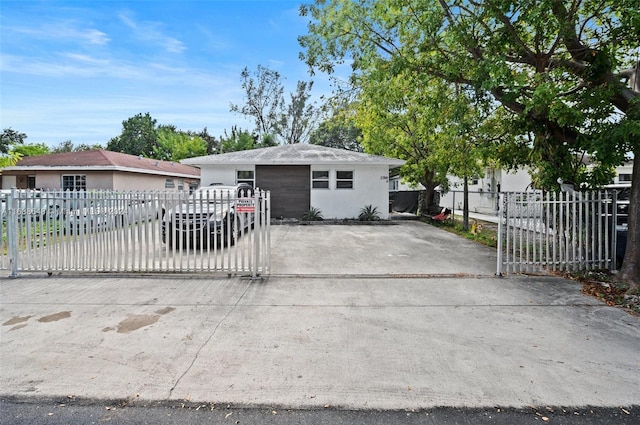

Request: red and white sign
left=236, top=198, right=255, bottom=213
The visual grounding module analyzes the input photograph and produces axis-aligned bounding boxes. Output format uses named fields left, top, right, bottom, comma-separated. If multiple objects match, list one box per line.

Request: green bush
left=302, top=207, right=324, bottom=221
left=359, top=205, right=380, bottom=221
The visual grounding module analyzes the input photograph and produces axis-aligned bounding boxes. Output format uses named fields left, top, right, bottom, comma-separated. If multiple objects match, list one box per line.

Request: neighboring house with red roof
left=1, top=149, right=200, bottom=191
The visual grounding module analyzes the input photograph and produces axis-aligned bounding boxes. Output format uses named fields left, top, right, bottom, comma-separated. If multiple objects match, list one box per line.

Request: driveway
left=1, top=220, right=639, bottom=412
left=269, top=221, right=497, bottom=276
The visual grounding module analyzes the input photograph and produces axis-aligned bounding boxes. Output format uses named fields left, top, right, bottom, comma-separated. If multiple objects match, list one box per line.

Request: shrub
left=359, top=205, right=380, bottom=221
left=302, top=207, right=324, bottom=221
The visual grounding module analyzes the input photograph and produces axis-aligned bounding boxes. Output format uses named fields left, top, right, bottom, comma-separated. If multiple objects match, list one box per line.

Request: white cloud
left=10, top=21, right=109, bottom=45
left=117, top=12, right=186, bottom=54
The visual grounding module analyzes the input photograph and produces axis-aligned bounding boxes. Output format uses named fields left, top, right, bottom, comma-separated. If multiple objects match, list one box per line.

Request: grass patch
left=424, top=216, right=498, bottom=248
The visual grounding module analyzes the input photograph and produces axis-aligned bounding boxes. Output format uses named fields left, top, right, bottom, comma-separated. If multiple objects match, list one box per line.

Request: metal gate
left=1, top=188, right=270, bottom=277
left=497, top=190, right=619, bottom=275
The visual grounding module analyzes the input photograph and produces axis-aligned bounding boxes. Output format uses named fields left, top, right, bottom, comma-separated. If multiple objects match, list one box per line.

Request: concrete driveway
left=269, top=221, right=497, bottom=276
left=1, top=221, right=639, bottom=411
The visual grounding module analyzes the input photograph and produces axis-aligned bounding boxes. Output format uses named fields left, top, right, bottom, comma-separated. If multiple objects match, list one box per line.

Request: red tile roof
left=13, top=149, right=200, bottom=178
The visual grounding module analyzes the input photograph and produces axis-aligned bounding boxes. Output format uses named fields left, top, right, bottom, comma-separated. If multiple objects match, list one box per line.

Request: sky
left=0, top=0, right=333, bottom=148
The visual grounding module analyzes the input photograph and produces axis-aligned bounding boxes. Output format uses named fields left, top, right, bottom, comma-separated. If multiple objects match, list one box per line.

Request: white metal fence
left=497, top=190, right=619, bottom=274
left=1, top=188, right=271, bottom=277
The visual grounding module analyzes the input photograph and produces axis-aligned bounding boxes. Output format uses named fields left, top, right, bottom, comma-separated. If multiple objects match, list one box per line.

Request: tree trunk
left=618, top=149, right=640, bottom=294
left=418, top=183, right=439, bottom=217
left=462, top=176, right=469, bottom=230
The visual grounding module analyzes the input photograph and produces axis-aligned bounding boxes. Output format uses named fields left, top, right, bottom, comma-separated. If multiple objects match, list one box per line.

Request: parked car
left=162, top=184, right=254, bottom=248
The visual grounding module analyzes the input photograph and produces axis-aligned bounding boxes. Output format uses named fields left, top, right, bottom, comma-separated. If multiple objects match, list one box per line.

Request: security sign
left=235, top=198, right=255, bottom=213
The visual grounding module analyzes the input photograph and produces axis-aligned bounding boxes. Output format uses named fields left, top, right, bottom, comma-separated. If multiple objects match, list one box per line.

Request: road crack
left=168, top=282, right=251, bottom=398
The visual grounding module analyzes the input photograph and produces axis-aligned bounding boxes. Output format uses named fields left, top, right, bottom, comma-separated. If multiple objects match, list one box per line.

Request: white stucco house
left=182, top=144, right=405, bottom=220
left=439, top=161, right=633, bottom=215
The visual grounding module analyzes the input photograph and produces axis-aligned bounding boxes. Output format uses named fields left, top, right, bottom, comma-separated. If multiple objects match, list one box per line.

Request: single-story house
left=182, top=144, right=405, bottom=219
left=1, top=149, right=200, bottom=191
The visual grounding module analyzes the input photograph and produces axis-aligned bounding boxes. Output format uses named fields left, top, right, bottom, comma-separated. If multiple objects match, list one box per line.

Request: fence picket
left=1, top=189, right=270, bottom=277
left=498, top=190, right=617, bottom=274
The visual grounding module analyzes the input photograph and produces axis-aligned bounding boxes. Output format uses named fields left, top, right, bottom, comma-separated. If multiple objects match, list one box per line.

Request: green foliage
left=219, top=127, right=258, bottom=153
left=0, top=129, right=49, bottom=166
left=230, top=65, right=317, bottom=144
left=310, top=119, right=363, bottom=152
left=300, top=0, right=640, bottom=183
left=51, top=140, right=104, bottom=153
left=153, top=126, right=207, bottom=161
left=198, top=127, right=219, bottom=155
left=0, top=151, right=21, bottom=167
left=1, top=128, right=26, bottom=153
left=358, top=205, right=380, bottom=221
left=11, top=142, right=49, bottom=157
left=107, top=112, right=158, bottom=157
left=300, top=0, right=640, bottom=284
left=302, top=207, right=324, bottom=221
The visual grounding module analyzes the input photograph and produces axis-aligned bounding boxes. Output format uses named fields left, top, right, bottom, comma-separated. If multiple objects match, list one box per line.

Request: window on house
left=27, top=176, right=36, bottom=189
left=619, top=173, right=632, bottom=182
left=312, top=170, right=330, bottom=189
left=336, top=170, right=354, bottom=189
left=62, top=175, right=86, bottom=191
left=165, top=178, right=175, bottom=188
left=237, top=170, right=255, bottom=187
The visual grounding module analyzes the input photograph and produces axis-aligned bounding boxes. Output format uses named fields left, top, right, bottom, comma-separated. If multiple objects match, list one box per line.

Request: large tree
left=1, top=128, right=26, bottom=154
left=230, top=65, right=317, bottom=144
left=107, top=113, right=158, bottom=157
left=153, top=125, right=207, bottom=161
left=310, top=120, right=363, bottom=152
left=300, top=0, right=640, bottom=291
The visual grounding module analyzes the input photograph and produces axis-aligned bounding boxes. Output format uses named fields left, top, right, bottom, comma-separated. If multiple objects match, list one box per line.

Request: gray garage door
left=256, top=165, right=310, bottom=219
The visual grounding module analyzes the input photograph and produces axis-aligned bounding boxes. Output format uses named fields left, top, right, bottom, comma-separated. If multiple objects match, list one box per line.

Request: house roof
left=6, top=149, right=200, bottom=178
left=181, top=144, right=406, bottom=167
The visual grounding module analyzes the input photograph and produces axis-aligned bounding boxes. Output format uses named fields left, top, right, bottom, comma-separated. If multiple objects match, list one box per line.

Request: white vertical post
left=496, top=193, right=504, bottom=276
left=8, top=188, right=19, bottom=277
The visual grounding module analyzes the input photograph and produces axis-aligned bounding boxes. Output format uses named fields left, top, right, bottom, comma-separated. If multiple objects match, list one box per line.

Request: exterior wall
left=440, top=167, right=533, bottom=215
left=497, top=168, right=533, bottom=192
left=613, top=161, right=633, bottom=184
left=389, top=176, right=425, bottom=191
left=1, top=175, right=17, bottom=189
left=2, top=170, right=199, bottom=191
left=199, top=165, right=253, bottom=187
left=199, top=163, right=392, bottom=219
left=111, top=172, right=196, bottom=191
left=311, top=164, right=391, bottom=219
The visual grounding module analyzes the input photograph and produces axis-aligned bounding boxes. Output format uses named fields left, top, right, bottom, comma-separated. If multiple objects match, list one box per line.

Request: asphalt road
left=2, top=399, right=638, bottom=425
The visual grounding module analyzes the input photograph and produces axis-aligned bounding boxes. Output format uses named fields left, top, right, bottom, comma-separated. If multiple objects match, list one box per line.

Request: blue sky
left=1, top=0, right=331, bottom=147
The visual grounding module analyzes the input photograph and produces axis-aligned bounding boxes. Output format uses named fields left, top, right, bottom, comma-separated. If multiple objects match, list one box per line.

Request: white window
left=312, top=170, right=330, bottom=189
left=619, top=173, right=632, bottom=182
left=165, top=178, right=175, bottom=188
left=62, top=175, right=86, bottom=191
left=237, top=170, right=255, bottom=187
left=336, top=170, right=354, bottom=189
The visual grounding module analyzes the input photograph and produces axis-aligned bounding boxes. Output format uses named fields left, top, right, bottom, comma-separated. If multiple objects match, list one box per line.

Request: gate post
left=251, top=189, right=260, bottom=279
left=610, top=190, right=617, bottom=272
left=496, top=192, right=504, bottom=276
left=8, top=188, right=20, bottom=278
